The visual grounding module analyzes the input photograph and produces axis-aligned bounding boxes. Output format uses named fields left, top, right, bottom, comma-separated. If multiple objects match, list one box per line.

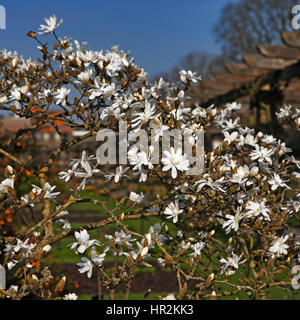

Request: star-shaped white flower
left=268, top=173, right=290, bottom=191
left=164, top=200, right=183, bottom=223
left=70, top=229, right=100, bottom=254
left=38, top=15, right=63, bottom=35
left=161, top=147, right=189, bottom=179
left=269, top=235, right=289, bottom=257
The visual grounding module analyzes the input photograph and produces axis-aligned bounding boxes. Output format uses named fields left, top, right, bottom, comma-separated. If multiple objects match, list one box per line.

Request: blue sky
left=0, top=0, right=235, bottom=76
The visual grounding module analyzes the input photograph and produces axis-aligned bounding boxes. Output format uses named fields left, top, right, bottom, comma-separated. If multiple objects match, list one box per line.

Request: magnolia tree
left=0, top=15, right=299, bottom=300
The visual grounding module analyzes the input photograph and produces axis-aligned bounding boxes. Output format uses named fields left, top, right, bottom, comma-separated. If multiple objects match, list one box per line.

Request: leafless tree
left=214, top=0, right=299, bottom=61
left=153, top=51, right=227, bottom=82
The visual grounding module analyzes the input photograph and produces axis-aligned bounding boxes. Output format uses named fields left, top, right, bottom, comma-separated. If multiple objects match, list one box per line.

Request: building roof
left=189, top=31, right=300, bottom=108
left=0, top=116, right=32, bottom=132
left=0, top=112, right=74, bottom=135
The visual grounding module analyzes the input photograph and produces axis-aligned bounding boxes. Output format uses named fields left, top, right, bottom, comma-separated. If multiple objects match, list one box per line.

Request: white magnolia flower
left=89, top=82, right=116, bottom=100
left=222, top=208, right=243, bottom=234
left=288, top=155, right=300, bottom=169
left=179, top=70, right=201, bottom=84
left=238, top=126, right=255, bottom=135
left=0, top=177, right=14, bottom=195
left=70, top=229, right=100, bottom=254
left=150, top=119, right=169, bottom=142
left=38, top=15, right=63, bottom=34
left=164, top=200, right=183, bottom=223
left=250, top=146, right=274, bottom=164
left=134, top=167, right=149, bottom=183
left=183, top=124, right=202, bottom=142
left=57, top=219, right=71, bottom=230
left=7, top=261, right=18, bottom=270
left=9, top=86, right=22, bottom=101
left=245, top=199, right=271, bottom=221
left=129, top=191, right=144, bottom=204
left=178, top=240, right=190, bottom=250
left=105, top=230, right=135, bottom=256
left=231, top=166, right=249, bottom=186
left=277, top=141, right=292, bottom=154
left=71, top=150, right=95, bottom=174
left=224, top=131, right=238, bottom=145
left=161, top=147, right=190, bottom=179
left=131, top=100, right=156, bottom=130
left=276, top=104, right=292, bottom=119
left=191, top=105, right=208, bottom=121
left=220, top=253, right=245, bottom=275
left=20, top=194, right=35, bottom=207
left=54, top=87, right=70, bottom=106
left=148, top=223, right=166, bottom=246
left=169, top=90, right=190, bottom=103
left=190, top=242, right=206, bottom=257
left=77, top=257, right=93, bottom=278
left=225, top=102, right=242, bottom=111
left=42, top=88, right=52, bottom=98
left=268, top=173, right=290, bottom=191
left=244, top=134, right=258, bottom=147
left=63, top=293, right=78, bottom=300
left=75, top=168, right=101, bottom=191
left=194, top=175, right=225, bottom=192
left=100, top=105, right=125, bottom=121
left=58, top=169, right=75, bottom=183
left=262, top=134, right=277, bottom=145
left=128, top=146, right=154, bottom=172
left=31, top=182, right=60, bottom=200
left=221, top=118, right=240, bottom=131
left=5, top=239, right=36, bottom=259
left=43, top=182, right=60, bottom=199
left=91, top=252, right=106, bottom=267
left=269, top=235, right=289, bottom=257
left=58, top=163, right=79, bottom=182
left=214, top=109, right=228, bottom=123
left=163, top=293, right=176, bottom=300
left=77, top=70, right=93, bottom=83
left=104, top=166, right=129, bottom=183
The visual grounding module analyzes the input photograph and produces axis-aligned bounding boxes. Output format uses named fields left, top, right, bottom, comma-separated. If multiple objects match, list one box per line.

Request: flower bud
left=297, top=117, right=300, bottom=131
left=249, top=166, right=259, bottom=177
left=210, top=109, right=217, bottom=117
left=0, top=95, right=8, bottom=104
left=207, top=230, right=215, bottom=238
left=277, top=149, right=284, bottom=157
left=4, top=165, right=14, bottom=177
left=205, top=273, right=215, bottom=286
left=11, top=57, right=18, bottom=68
left=257, top=131, right=263, bottom=139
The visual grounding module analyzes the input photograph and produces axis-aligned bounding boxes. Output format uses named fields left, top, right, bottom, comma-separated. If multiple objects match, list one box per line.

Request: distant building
left=0, top=113, right=74, bottom=147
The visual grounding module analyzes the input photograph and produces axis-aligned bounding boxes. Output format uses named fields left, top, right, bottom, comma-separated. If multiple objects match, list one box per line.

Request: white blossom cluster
left=0, top=15, right=299, bottom=300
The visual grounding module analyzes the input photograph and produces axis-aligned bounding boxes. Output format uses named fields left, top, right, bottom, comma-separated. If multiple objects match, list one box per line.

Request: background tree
left=214, top=0, right=299, bottom=61
left=153, top=51, right=227, bottom=82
